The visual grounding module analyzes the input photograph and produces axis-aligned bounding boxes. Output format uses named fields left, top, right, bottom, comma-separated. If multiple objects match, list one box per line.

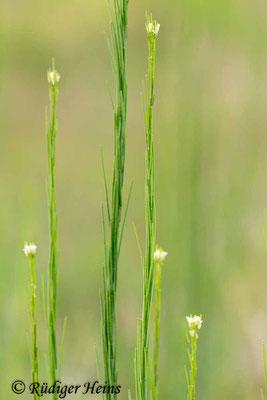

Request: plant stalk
left=135, top=14, right=159, bottom=400
left=29, top=254, right=39, bottom=399
left=101, top=1, right=130, bottom=399
left=46, top=61, right=60, bottom=399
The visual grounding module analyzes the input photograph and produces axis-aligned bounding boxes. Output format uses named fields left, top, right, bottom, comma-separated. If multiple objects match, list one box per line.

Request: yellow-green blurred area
left=1, top=0, right=267, bottom=399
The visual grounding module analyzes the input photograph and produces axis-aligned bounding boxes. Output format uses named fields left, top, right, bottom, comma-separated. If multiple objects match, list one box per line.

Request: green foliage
left=101, top=1, right=130, bottom=399
left=6, top=2, right=267, bottom=400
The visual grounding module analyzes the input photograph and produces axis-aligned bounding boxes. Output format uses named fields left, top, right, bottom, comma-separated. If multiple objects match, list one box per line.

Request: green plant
left=100, top=0, right=130, bottom=399
left=45, top=62, right=66, bottom=398
left=134, top=14, right=160, bottom=400
left=185, top=315, right=203, bottom=400
left=22, top=63, right=67, bottom=400
left=150, top=247, right=167, bottom=400
left=24, top=242, right=39, bottom=400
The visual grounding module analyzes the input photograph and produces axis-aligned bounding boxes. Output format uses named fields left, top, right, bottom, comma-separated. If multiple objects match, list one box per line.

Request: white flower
left=186, top=316, right=194, bottom=327
left=194, top=316, right=203, bottom=329
left=47, top=70, right=60, bottom=86
left=154, top=23, right=160, bottom=36
left=154, top=248, right=168, bottom=263
left=23, top=242, right=37, bottom=257
left=189, top=330, right=198, bottom=337
left=146, top=20, right=160, bottom=38
left=186, top=315, right=203, bottom=332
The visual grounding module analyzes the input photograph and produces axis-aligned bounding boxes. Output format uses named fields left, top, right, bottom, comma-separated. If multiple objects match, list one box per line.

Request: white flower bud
left=146, top=18, right=160, bottom=38
left=47, top=70, right=60, bottom=86
left=23, top=242, right=37, bottom=258
left=154, top=248, right=168, bottom=263
left=186, top=315, right=203, bottom=334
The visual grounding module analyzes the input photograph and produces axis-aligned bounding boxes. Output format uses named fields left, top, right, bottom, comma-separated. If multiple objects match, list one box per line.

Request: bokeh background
left=1, top=0, right=267, bottom=399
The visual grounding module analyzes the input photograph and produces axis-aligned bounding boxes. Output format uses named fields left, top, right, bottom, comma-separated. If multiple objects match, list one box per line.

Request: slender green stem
left=135, top=14, right=160, bottom=400
left=150, top=261, right=162, bottom=400
left=30, top=256, right=39, bottom=388
left=101, top=1, right=129, bottom=399
left=186, top=333, right=197, bottom=400
left=185, top=316, right=203, bottom=400
left=150, top=248, right=167, bottom=400
left=24, top=243, right=39, bottom=399
left=27, top=250, right=39, bottom=399
left=46, top=61, right=60, bottom=399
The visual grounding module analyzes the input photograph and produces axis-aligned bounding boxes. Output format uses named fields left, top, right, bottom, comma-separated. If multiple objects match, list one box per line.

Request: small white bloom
left=154, top=23, right=160, bottom=36
left=186, top=315, right=203, bottom=333
left=186, top=316, right=194, bottom=327
left=154, top=248, right=168, bottom=263
left=23, top=242, right=37, bottom=257
left=146, top=20, right=160, bottom=38
left=189, top=330, right=195, bottom=337
left=47, top=70, right=60, bottom=86
left=194, top=315, right=203, bottom=330
left=147, top=22, right=153, bottom=33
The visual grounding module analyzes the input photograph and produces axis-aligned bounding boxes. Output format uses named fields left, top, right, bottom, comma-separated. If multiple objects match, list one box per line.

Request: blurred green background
left=1, top=0, right=267, bottom=399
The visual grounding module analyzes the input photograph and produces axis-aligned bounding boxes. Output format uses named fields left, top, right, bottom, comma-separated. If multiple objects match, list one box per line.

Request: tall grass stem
left=101, top=1, right=130, bottom=399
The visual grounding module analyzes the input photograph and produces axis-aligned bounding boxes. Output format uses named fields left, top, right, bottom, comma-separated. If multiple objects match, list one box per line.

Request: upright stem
left=101, top=1, right=129, bottom=399
left=185, top=315, right=203, bottom=400
left=46, top=63, right=60, bottom=399
left=187, top=334, right=197, bottom=400
left=150, top=261, right=162, bottom=400
left=24, top=242, right=39, bottom=399
left=29, top=255, right=39, bottom=399
left=135, top=15, right=159, bottom=400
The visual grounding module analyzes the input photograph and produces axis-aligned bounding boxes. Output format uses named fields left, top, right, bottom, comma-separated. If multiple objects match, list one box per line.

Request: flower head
left=23, top=242, right=37, bottom=258
left=47, top=69, right=60, bottom=86
left=154, top=247, right=168, bottom=263
left=186, top=315, right=203, bottom=337
left=145, top=14, right=160, bottom=38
